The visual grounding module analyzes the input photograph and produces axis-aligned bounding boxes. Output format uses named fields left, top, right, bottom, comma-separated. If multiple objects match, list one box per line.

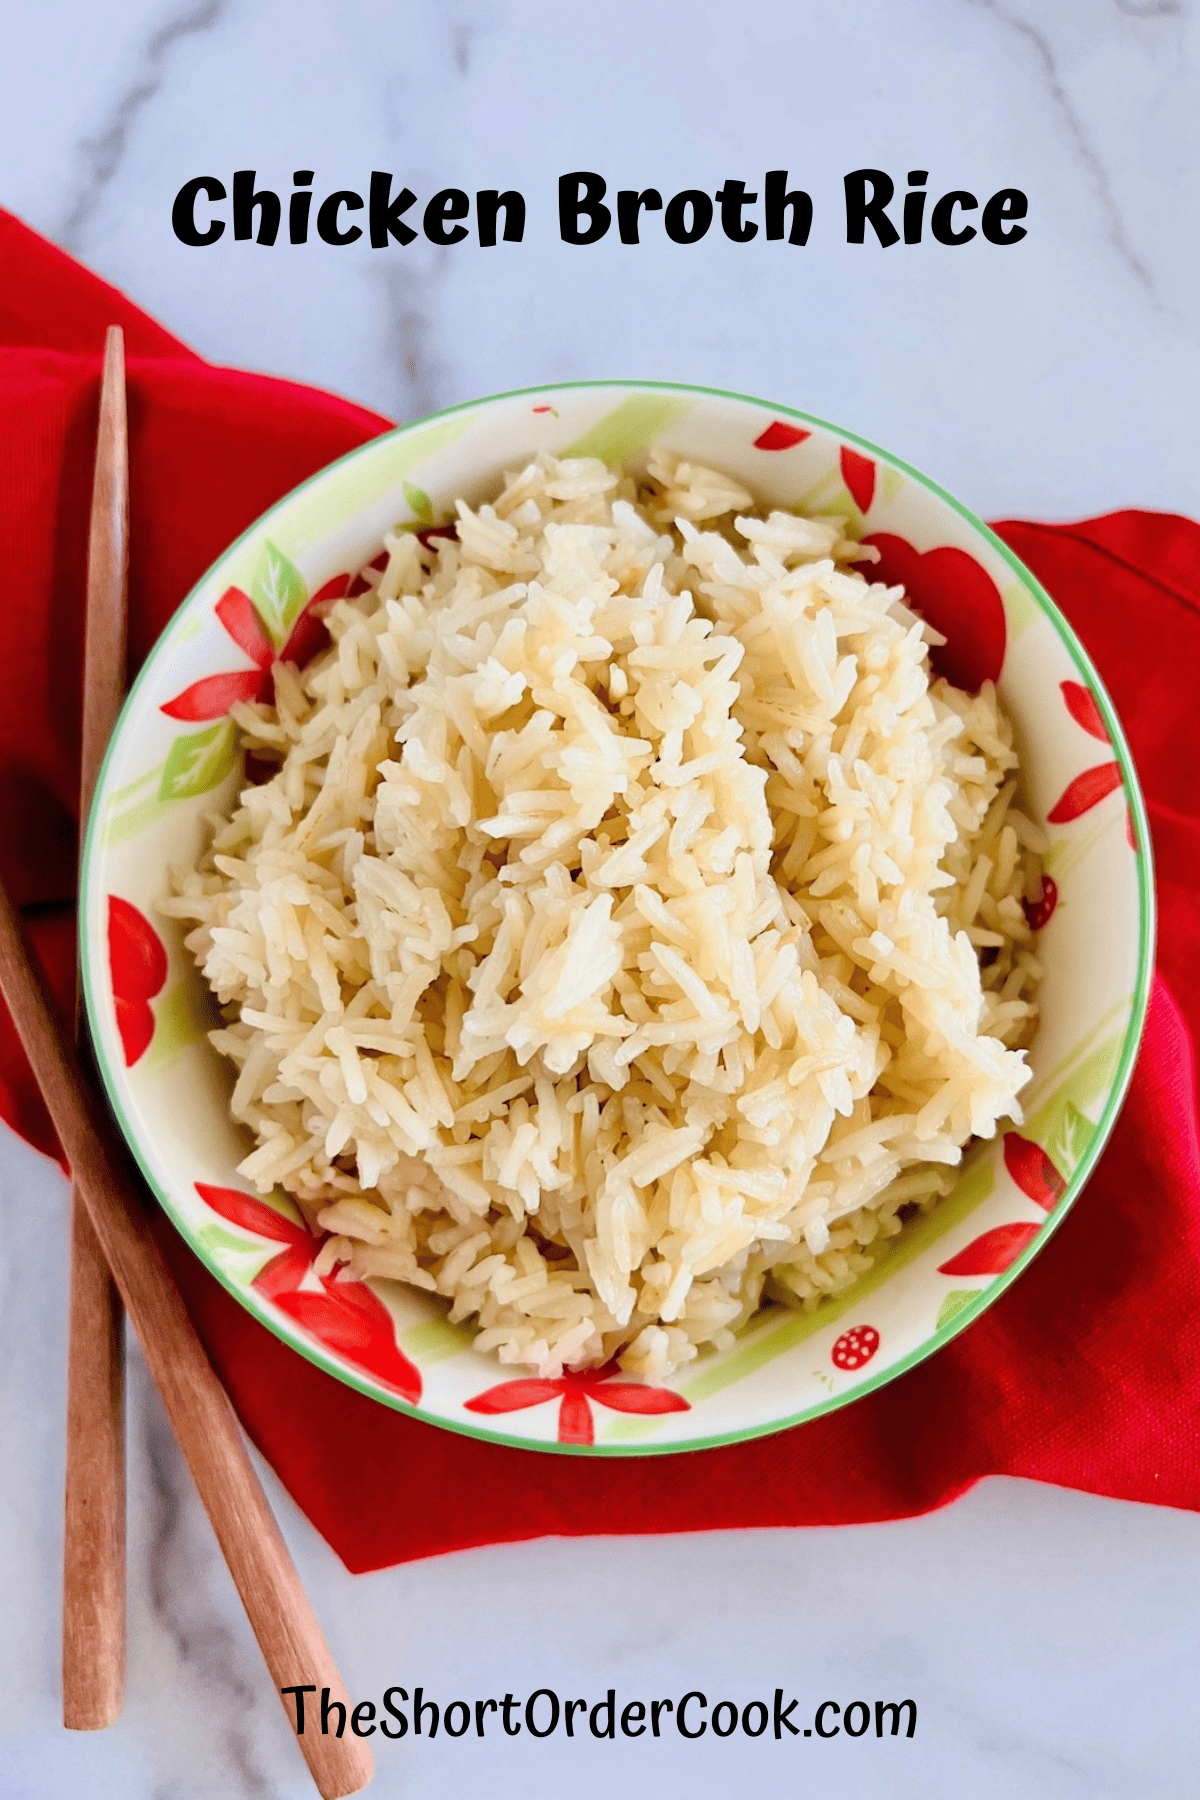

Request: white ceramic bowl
left=79, top=382, right=1153, bottom=1454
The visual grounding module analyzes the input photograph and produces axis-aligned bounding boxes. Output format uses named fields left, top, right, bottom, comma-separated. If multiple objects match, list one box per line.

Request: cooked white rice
left=163, top=451, right=1044, bottom=1380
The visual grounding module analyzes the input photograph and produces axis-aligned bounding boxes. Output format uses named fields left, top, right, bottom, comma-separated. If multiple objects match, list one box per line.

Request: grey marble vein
left=357, top=5, right=496, bottom=423
left=922, top=1672, right=1128, bottom=1798
left=1116, top=0, right=1184, bottom=17
left=970, top=0, right=1159, bottom=298
left=446, top=0, right=503, bottom=79
left=376, top=249, right=454, bottom=422
left=451, top=18, right=473, bottom=76
left=60, top=0, right=232, bottom=252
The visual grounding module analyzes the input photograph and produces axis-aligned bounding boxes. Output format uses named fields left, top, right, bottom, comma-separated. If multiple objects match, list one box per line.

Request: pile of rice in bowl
left=164, top=451, right=1046, bottom=1382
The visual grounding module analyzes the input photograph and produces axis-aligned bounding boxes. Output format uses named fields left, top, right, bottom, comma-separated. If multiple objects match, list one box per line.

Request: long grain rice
left=163, top=451, right=1041, bottom=1379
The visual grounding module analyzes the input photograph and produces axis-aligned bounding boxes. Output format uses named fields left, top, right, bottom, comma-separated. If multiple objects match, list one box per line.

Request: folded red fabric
left=2, top=209, right=1197, bottom=1571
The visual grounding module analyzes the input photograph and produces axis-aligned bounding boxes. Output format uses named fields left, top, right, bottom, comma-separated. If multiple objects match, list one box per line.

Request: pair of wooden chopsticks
left=8, top=328, right=372, bottom=1797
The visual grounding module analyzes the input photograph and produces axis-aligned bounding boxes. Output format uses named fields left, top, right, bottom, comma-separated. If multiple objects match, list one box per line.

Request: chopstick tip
left=102, top=324, right=125, bottom=385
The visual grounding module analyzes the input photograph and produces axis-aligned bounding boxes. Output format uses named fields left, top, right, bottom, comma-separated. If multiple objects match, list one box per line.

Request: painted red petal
left=1047, top=762, right=1122, bottom=823
left=215, top=587, right=275, bottom=668
left=937, top=1221, right=1040, bottom=1276
left=840, top=445, right=876, bottom=514
left=279, top=607, right=331, bottom=670
left=532, top=404, right=552, bottom=413
left=347, top=573, right=373, bottom=597
left=753, top=420, right=811, bottom=452
left=1002, top=1133, right=1066, bottom=1211
left=860, top=534, right=1006, bottom=692
left=1061, top=680, right=1109, bottom=743
left=160, top=668, right=270, bottom=720
left=114, top=995, right=154, bottom=1066
left=196, top=1181, right=312, bottom=1248
left=591, top=1382, right=690, bottom=1416
left=464, top=1378, right=564, bottom=1414
left=252, top=1242, right=316, bottom=1300
left=309, top=573, right=351, bottom=605
left=1021, top=873, right=1058, bottom=932
left=557, top=1388, right=595, bottom=1445
left=108, top=895, right=169, bottom=1003
left=315, top=1270, right=385, bottom=1313
left=273, top=1282, right=421, bottom=1403
left=1126, top=806, right=1138, bottom=852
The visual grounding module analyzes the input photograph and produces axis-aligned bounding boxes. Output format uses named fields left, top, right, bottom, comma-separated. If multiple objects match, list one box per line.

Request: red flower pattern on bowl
left=464, top=1359, right=689, bottom=1446
left=1049, top=680, right=1127, bottom=838
left=1003, top=1132, right=1066, bottom=1211
left=196, top=1183, right=422, bottom=1403
left=160, top=575, right=352, bottom=724
left=753, top=420, right=811, bottom=452
left=107, top=896, right=168, bottom=1066
left=860, top=534, right=1007, bottom=693
left=936, top=1135, right=1066, bottom=1277
left=839, top=445, right=876, bottom=514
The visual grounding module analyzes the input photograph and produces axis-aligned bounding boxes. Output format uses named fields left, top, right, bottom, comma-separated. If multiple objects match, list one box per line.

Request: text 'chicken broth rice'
left=164, top=451, right=1045, bottom=1382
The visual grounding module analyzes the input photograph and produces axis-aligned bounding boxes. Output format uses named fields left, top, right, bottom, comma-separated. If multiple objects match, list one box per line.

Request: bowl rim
left=79, top=377, right=1157, bottom=1456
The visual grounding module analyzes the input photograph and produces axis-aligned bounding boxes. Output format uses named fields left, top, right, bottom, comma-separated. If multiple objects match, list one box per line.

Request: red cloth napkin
left=3, top=209, right=1198, bottom=1572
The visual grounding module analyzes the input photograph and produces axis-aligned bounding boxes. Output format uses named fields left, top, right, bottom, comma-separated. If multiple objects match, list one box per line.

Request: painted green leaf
left=108, top=762, right=161, bottom=810
left=194, top=1220, right=277, bottom=1287
left=880, top=465, right=904, bottom=505
left=158, top=721, right=237, bottom=803
left=251, top=540, right=307, bottom=646
left=402, top=480, right=434, bottom=524
left=106, top=788, right=169, bottom=846
left=1024, top=1030, right=1122, bottom=1148
left=1002, top=581, right=1041, bottom=644
left=265, top=1188, right=306, bottom=1229
left=790, top=468, right=840, bottom=516
left=1049, top=1099, right=1091, bottom=1183
left=144, top=977, right=219, bottom=1071
left=400, top=1316, right=474, bottom=1364
left=936, top=1289, right=978, bottom=1332
left=817, top=491, right=861, bottom=528
left=1042, top=816, right=1109, bottom=884
left=560, top=394, right=692, bottom=466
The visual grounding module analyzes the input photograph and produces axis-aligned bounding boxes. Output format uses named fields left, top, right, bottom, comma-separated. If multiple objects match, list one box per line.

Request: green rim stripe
left=77, top=379, right=1156, bottom=1459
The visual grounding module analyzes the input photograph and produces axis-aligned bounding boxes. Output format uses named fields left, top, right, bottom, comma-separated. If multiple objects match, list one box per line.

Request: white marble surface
left=3, top=2, right=1200, bottom=1795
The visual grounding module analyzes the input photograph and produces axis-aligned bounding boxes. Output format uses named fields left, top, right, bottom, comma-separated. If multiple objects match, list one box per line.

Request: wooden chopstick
left=63, top=324, right=129, bottom=1732
left=0, top=877, right=374, bottom=1797
left=42, top=326, right=373, bottom=1794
